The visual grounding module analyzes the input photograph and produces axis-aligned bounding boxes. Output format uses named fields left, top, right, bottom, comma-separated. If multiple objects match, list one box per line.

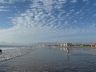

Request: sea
left=0, top=46, right=96, bottom=72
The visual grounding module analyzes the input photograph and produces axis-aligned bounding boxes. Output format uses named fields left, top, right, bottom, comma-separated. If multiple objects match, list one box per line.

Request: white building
left=60, top=43, right=72, bottom=46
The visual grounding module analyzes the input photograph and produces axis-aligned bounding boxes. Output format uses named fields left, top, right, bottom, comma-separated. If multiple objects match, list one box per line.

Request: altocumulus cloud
left=0, top=0, right=96, bottom=43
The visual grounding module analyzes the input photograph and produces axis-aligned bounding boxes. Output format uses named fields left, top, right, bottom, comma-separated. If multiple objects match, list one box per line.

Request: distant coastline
left=52, top=46, right=95, bottom=48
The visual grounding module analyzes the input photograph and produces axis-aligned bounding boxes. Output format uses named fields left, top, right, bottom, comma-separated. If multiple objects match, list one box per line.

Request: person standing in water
left=66, top=48, right=70, bottom=60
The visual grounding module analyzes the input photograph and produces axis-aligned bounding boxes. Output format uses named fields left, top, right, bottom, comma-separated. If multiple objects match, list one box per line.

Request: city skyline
left=0, top=0, right=96, bottom=44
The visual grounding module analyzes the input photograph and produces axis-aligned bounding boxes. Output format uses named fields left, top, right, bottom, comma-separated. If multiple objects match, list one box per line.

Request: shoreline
left=52, top=46, right=96, bottom=48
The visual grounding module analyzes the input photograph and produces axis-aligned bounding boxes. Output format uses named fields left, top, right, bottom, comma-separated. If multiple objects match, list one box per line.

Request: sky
left=0, top=0, right=96, bottom=44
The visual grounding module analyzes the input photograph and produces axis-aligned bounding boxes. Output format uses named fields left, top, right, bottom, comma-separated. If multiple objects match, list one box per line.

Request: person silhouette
left=0, top=49, right=2, bottom=53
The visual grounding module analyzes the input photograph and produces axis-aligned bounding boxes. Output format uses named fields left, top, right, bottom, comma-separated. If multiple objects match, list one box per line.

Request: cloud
left=0, top=6, right=9, bottom=8
left=70, top=0, right=77, bottom=3
left=0, top=0, right=96, bottom=43
left=0, top=0, right=26, bottom=4
left=94, top=3, right=96, bottom=6
left=51, top=36, right=96, bottom=43
left=93, top=14, right=96, bottom=17
left=82, top=0, right=89, bottom=2
left=0, top=9, right=9, bottom=11
left=0, top=6, right=9, bottom=11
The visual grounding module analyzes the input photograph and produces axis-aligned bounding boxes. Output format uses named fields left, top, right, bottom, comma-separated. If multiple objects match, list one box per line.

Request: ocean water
left=0, top=46, right=96, bottom=72
left=0, top=46, right=34, bottom=62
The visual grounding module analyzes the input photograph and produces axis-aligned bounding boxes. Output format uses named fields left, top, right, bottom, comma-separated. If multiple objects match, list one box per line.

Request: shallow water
left=0, top=46, right=96, bottom=72
left=0, top=46, right=34, bottom=62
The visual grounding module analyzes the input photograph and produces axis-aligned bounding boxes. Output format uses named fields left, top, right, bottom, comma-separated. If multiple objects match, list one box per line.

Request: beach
left=0, top=46, right=96, bottom=72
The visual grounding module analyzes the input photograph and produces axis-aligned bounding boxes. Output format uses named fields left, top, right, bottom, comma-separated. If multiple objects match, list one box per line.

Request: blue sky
left=0, top=0, right=96, bottom=44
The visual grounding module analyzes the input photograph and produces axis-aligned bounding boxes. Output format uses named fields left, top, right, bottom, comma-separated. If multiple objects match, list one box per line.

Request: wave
left=0, top=47, right=34, bottom=62
left=0, top=48, right=15, bottom=50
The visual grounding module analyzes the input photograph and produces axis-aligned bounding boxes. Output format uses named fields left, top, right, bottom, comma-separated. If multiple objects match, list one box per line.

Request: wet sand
left=0, top=47, right=96, bottom=72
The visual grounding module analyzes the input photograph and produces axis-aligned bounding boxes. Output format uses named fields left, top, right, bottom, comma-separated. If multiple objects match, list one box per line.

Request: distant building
left=60, top=43, right=72, bottom=46
left=90, top=43, right=96, bottom=47
left=74, top=44, right=91, bottom=47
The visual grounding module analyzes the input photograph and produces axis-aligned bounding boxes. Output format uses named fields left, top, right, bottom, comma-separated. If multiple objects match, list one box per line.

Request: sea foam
left=0, top=46, right=34, bottom=62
